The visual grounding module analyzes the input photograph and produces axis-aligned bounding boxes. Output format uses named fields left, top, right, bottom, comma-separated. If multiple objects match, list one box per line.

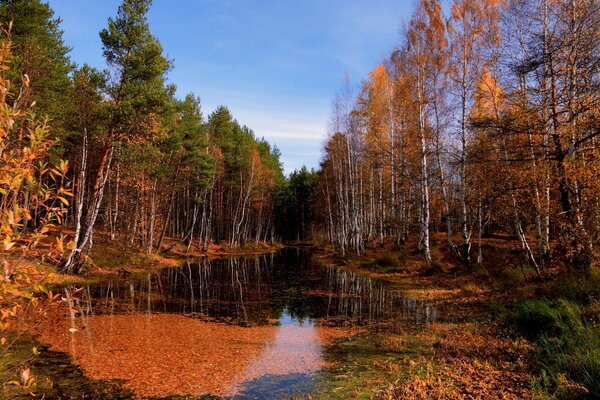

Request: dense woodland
left=0, top=0, right=288, bottom=273
left=1, top=0, right=599, bottom=276
left=313, top=0, right=600, bottom=276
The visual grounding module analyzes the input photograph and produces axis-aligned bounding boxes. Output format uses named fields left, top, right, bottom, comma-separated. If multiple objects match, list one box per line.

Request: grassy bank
left=40, top=230, right=284, bottom=287
left=315, top=234, right=600, bottom=399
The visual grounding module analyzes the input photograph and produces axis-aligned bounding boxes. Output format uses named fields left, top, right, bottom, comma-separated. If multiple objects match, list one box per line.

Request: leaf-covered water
left=27, top=249, right=438, bottom=399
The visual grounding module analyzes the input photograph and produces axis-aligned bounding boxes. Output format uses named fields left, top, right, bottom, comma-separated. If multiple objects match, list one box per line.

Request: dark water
left=78, top=248, right=437, bottom=328
left=28, top=249, right=437, bottom=399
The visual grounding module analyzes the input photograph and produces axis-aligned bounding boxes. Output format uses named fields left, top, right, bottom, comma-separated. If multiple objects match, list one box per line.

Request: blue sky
left=48, top=0, right=415, bottom=174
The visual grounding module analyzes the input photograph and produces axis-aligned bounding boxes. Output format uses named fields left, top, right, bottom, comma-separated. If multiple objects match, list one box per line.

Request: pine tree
left=62, top=0, right=171, bottom=271
left=0, top=0, right=73, bottom=131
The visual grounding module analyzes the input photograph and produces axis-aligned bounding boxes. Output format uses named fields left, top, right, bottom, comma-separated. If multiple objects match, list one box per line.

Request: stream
left=25, top=248, right=438, bottom=399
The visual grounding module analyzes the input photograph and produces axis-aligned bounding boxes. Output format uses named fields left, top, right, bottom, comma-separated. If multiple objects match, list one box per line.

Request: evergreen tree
left=277, top=167, right=317, bottom=241
left=0, top=0, right=73, bottom=130
left=62, top=0, right=171, bottom=271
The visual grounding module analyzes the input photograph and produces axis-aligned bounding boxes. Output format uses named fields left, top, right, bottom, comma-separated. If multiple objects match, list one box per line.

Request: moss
left=320, top=332, right=433, bottom=399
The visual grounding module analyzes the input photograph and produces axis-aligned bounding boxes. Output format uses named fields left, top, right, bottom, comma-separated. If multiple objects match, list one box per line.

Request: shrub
left=428, top=247, right=445, bottom=273
left=472, top=262, right=489, bottom=279
left=0, top=29, right=70, bottom=390
left=553, top=270, right=600, bottom=303
left=498, top=267, right=526, bottom=288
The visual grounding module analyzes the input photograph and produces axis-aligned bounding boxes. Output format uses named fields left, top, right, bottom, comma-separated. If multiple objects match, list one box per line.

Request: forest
left=1, top=0, right=599, bottom=399
left=313, top=0, right=599, bottom=275
left=0, top=0, right=289, bottom=273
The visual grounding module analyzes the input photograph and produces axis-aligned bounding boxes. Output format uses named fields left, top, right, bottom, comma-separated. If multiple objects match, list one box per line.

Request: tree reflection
left=71, top=249, right=438, bottom=328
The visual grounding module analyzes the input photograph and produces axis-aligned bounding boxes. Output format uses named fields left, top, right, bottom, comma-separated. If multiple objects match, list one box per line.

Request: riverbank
left=4, top=247, right=360, bottom=399
left=315, top=233, right=599, bottom=399
left=39, top=229, right=284, bottom=287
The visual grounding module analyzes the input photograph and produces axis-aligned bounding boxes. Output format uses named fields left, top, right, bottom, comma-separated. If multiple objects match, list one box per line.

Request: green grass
left=319, top=332, right=432, bottom=399
left=505, top=299, right=600, bottom=398
left=90, top=252, right=153, bottom=270
left=507, top=299, right=582, bottom=340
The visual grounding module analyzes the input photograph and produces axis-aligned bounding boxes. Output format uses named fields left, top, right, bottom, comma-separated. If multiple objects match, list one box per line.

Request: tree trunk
left=62, top=139, right=113, bottom=273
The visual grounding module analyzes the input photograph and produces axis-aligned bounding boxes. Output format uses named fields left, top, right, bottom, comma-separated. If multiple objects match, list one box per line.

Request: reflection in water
left=226, top=309, right=325, bottom=396
left=30, top=249, right=438, bottom=398
left=77, top=249, right=437, bottom=328
left=323, top=266, right=438, bottom=327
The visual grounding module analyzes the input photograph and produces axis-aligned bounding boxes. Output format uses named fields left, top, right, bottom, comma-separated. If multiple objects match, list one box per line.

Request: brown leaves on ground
left=378, top=323, right=533, bottom=400
left=316, top=234, right=561, bottom=399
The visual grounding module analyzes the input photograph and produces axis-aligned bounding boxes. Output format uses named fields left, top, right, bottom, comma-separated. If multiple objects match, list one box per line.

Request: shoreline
left=6, top=236, right=598, bottom=399
left=311, top=240, right=537, bottom=399
left=43, top=235, right=286, bottom=287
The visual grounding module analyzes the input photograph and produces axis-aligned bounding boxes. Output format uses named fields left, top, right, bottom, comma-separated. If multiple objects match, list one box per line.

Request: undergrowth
left=504, top=296, right=600, bottom=399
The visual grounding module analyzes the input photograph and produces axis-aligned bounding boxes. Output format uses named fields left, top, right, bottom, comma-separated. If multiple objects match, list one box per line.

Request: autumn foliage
left=0, top=26, right=69, bottom=360
left=317, top=0, right=600, bottom=275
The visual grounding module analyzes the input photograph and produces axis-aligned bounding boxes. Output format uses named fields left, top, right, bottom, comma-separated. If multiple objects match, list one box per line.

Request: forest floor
left=315, top=233, right=599, bottom=399
left=20, top=227, right=285, bottom=287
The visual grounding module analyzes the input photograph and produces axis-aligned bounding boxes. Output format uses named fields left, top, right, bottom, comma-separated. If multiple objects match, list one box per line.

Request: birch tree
left=448, top=0, right=504, bottom=266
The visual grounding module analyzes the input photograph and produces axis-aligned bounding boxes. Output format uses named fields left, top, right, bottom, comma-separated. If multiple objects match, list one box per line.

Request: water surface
left=29, top=249, right=437, bottom=398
